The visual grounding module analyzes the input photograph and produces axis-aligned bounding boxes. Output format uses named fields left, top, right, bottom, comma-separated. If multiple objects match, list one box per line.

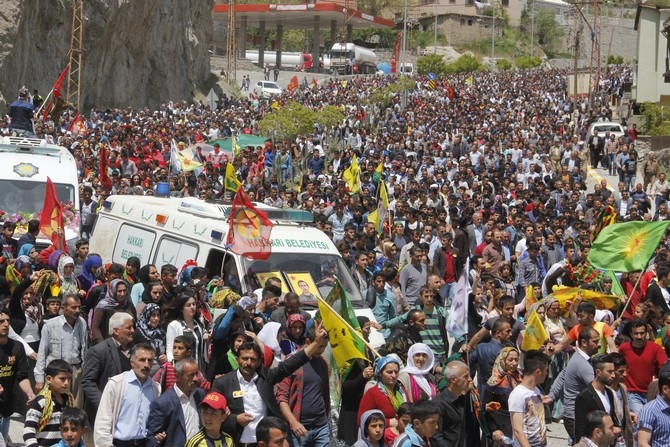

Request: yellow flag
left=232, top=135, right=242, bottom=158
left=465, top=75, right=474, bottom=86
left=177, top=152, right=203, bottom=172
left=367, top=210, right=379, bottom=233
left=378, top=180, right=389, bottom=210
left=521, top=310, right=549, bottom=351
left=342, top=155, right=361, bottom=195
left=317, top=296, right=367, bottom=368
left=224, top=163, right=242, bottom=192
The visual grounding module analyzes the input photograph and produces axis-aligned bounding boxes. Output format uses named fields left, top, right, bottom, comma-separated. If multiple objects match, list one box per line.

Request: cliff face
left=0, top=0, right=213, bottom=110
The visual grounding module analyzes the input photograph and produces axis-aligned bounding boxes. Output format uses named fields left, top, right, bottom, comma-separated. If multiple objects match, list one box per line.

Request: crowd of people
left=1, top=63, right=669, bottom=447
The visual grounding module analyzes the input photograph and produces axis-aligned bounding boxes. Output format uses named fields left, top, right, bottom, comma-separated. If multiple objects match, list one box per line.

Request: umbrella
left=377, top=62, right=391, bottom=74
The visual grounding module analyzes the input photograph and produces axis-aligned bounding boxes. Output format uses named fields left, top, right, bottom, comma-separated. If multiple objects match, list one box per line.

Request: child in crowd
left=43, top=297, right=61, bottom=320
left=657, top=311, right=670, bottom=342
left=51, top=407, right=87, bottom=447
left=384, top=402, right=412, bottom=446
left=24, top=359, right=75, bottom=447
left=279, top=314, right=306, bottom=355
left=152, top=334, right=211, bottom=392
left=392, top=399, right=440, bottom=447
left=354, top=410, right=387, bottom=447
left=185, top=392, right=235, bottom=447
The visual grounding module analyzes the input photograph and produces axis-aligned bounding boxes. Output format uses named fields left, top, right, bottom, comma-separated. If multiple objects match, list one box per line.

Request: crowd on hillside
left=1, top=65, right=670, bottom=447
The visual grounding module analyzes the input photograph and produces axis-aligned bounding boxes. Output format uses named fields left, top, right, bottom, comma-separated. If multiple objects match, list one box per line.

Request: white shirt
left=237, top=370, right=266, bottom=443
left=594, top=387, right=611, bottom=413
left=174, top=385, right=200, bottom=440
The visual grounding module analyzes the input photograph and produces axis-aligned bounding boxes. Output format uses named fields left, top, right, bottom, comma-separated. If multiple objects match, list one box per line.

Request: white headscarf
left=401, top=343, right=435, bottom=398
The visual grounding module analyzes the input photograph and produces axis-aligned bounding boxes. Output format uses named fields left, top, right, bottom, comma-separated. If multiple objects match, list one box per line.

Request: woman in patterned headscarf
left=134, top=303, right=167, bottom=371
left=358, top=355, right=407, bottom=428
left=483, top=347, right=522, bottom=446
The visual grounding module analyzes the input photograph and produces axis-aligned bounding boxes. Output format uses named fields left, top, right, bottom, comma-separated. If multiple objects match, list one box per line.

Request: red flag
left=52, top=65, right=69, bottom=100
left=69, top=114, right=87, bottom=137
left=41, top=65, right=69, bottom=123
left=226, top=187, right=273, bottom=260
left=287, top=75, right=299, bottom=92
left=100, top=146, right=113, bottom=191
left=39, top=178, right=65, bottom=250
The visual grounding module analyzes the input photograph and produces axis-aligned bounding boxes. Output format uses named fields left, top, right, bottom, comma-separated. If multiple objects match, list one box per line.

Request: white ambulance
left=90, top=195, right=384, bottom=346
left=0, top=136, right=80, bottom=247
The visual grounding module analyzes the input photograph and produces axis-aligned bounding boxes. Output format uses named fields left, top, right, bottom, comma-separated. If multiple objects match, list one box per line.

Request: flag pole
left=35, top=89, right=54, bottom=120
left=316, top=295, right=382, bottom=359
left=616, top=271, right=643, bottom=319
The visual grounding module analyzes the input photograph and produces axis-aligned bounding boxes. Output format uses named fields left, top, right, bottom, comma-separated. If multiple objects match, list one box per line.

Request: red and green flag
left=588, top=221, right=670, bottom=272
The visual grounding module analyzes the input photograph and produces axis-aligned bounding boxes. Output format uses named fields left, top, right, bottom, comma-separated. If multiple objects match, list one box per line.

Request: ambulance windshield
left=242, top=253, right=365, bottom=307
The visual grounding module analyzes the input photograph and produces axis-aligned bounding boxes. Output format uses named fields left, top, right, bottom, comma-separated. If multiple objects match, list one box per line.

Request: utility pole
left=401, top=0, right=408, bottom=108
left=67, top=0, right=84, bottom=112
left=226, top=0, right=237, bottom=84
left=573, top=7, right=582, bottom=123
left=491, top=4, right=496, bottom=69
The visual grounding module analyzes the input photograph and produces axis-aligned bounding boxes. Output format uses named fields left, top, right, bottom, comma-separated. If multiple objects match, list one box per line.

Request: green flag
left=588, top=221, right=670, bottom=272
left=605, top=270, right=625, bottom=296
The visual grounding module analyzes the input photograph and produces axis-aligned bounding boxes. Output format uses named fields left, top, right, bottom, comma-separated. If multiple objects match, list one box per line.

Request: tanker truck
left=329, top=43, right=378, bottom=75
left=244, top=51, right=313, bottom=71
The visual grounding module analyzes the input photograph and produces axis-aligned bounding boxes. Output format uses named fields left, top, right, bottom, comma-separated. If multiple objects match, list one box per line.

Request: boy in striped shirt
left=24, top=360, right=75, bottom=447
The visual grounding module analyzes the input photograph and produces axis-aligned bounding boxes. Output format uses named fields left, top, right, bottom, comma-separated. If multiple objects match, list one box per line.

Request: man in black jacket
left=433, top=361, right=480, bottom=447
left=574, top=354, right=623, bottom=444
left=212, top=323, right=328, bottom=444
left=80, top=312, right=134, bottom=426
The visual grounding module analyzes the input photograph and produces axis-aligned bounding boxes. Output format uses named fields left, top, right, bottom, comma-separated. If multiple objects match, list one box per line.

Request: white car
left=253, top=81, right=282, bottom=99
left=587, top=121, right=625, bottom=140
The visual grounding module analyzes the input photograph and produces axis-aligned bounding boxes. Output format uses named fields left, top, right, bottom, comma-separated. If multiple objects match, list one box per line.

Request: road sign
left=428, top=72, right=436, bottom=80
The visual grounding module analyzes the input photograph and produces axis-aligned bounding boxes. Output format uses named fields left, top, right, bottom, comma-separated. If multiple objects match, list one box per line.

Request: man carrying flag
left=38, top=65, right=69, bottom=123
left=9, top=87, right=35, bottom=137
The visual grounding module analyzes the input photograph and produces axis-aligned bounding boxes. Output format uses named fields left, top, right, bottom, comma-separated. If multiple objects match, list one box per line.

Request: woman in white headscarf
left=398, top=343, right=437, bottom=402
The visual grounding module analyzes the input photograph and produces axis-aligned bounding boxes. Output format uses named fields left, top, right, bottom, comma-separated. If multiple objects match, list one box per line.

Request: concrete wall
left=634, top=7, right=670, bottom=104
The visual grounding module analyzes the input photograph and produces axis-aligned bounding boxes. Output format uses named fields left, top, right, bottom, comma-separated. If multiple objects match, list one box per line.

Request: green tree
left=446, top=53, right=485, bottom=73
left=417, top=54, right=448, bottom=75
left=607, top=54, right=624, bottom=65
left=640, top=102, right=670, bottom=135
left=497, top=59, right=513, bottom=70
left=534, top=9, right=564, bottom=52
left=514, top=56, right=542, bottom=69
left=314, top=105, right=344, bottom=131
left=258, top=101, right=316, bottom=141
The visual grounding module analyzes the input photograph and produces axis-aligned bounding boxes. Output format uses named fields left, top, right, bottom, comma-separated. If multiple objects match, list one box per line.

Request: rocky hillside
left=0, top=0, right=213, bottom=110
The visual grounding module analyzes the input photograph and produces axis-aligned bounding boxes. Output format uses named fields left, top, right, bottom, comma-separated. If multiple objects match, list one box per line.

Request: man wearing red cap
left=185, top=392, right=235, bottom=447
